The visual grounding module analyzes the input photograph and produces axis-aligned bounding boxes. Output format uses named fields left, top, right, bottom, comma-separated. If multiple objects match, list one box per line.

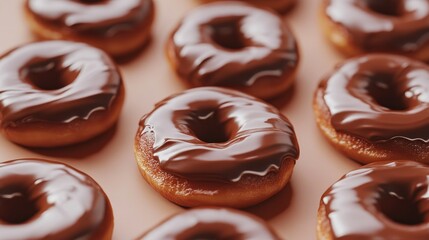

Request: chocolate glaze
left=0, top=159, right=112, bottom=239
left=218, top=0, right=296, bottom=14
left=320, top=161, right=429, bottom=239
left=138, top=207, right=281, bottom=240
left=324, top=0, right=429, bottom=54
left=0, top=41, right=123, bottom=127
left=26, top=0, right=154, bottom=37
left=168, top=2, right=298, bottom=88
left=318, top=54, right=429, bottom=142
left=138, top=87, right=299, bottom=182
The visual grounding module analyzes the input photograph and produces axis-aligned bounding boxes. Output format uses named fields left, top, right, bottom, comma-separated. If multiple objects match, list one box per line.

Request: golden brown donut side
left=317, top=204, right=333, bottom=240
left=134, top=132, right=295, bottom=208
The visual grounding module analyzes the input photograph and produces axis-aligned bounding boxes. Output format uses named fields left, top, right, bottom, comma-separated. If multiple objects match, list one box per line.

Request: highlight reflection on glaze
left=320, top=161, right=429, bottom=239
left=168, top=2, right=298, bottom=88
left=324, top=0, right=429, bottom=53
left=138, top=87, right=299, bottom=182
left=318, top=54, right=429, bottom=142
left=0, top=159, right=112, bottom=239
left=138, top=207, right=281, bottom=240
left=26, top=0, right=154, bottom=37
left=0, top=41, right=122, bottom=127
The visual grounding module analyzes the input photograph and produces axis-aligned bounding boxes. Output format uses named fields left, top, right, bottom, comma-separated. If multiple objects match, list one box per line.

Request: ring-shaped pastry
left=321, top=0, right=429, bottom=61
left=25, top=0, right=155, bottom=57
left=318, top=161, right=429, bottom=240
left=0, top=159, right=113, bottom=239
left=314, top=54, right=429, bottom=163
left=135, top=87, right=299, bottom=208
left=0, top=40, right=124, bottom=147
left=167, top=2, right=299, bottom=99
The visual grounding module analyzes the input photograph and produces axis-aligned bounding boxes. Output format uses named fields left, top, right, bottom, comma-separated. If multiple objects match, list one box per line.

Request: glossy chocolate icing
left=0, top=41, right=122, bottom=127
left=138, top=87, right=299, bottom=182
left=202, top=0, right=296, bottom=14
left=169, top=2, right=298, bottom=88
left=318, top=54, right=429, bottom=142
left=324, top=0, right=429, bottom=53
left=320, top=161, right=429, bottom=239
left=26, top=0, right=154, bottom=37
left=0, top=159, right=112, bottom=239
left=138, top=207, right=281, bottom=240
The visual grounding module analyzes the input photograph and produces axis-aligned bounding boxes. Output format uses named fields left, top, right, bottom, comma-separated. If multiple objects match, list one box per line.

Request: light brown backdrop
left=0, top=0, right=360, bottom=239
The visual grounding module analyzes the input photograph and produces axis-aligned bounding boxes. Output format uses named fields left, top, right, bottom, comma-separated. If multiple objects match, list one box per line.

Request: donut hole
left=0, top=185, right=38, bottom=224
left=378, top=187, right=424, bottom=225
left=366, top=0, right=405, bottom=16
left=188, top=108, right=230, bottom=143
left=206, top=19, right=246, bottom=50
left=366, top=73, right=408, bottom=111
left=21, top=59, right=78, bottom=91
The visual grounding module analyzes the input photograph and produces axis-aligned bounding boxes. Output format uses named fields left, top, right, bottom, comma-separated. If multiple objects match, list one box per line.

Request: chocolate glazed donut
left=135, top=87, right=299, bottom=208
left=314, top=54, right=429, bottom=163
left=0, top=159, right=113, bottom=240
left=318, top=161, right=429, bottom=240
left=138, top=207, right=281, bottom=240
left=321, top=0, right=429, bottom=61
left=25, top=0, right=155, bottom=57
left=167, top=2, right=299, bottom=99
left=0, top=40, right=124, bottom=147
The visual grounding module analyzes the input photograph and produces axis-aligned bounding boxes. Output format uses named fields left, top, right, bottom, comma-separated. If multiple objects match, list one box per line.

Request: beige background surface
left=0, top=0, right=361, bottom=239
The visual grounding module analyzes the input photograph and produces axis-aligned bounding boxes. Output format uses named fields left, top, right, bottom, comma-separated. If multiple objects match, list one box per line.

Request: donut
left=0, top=40, right=125, bottom=148
left=24, top=0, right=155, bottom=57
left=199, top=0, right=296, bottom=14
left=321, top=0, right=429, bottom=61
left=138, top=207, right=281, bottom=239
left=314, top=54, right=429, bottom=164
left=318, top=161, right=429, bottom=240
left=134, top=87, right=299, bottom=208
left=167, top=2, right=299, bottom=100
left=0, top=159, right=113, bottom=239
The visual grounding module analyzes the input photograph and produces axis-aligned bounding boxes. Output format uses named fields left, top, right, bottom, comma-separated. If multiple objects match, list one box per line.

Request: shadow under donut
left=245, top=183, right=293, bottom=221
left=267, top=83, right=296, bottom=110
left=26, top=124, right=118, bottom=159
